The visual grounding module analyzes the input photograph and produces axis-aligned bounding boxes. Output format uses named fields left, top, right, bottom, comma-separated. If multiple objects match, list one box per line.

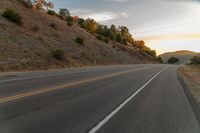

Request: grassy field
left=178, top=65, right=200, bottom=103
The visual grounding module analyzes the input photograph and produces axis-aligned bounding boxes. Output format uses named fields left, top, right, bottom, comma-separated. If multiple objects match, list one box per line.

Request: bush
left=19, top=0, right=33, bottom=8
left=168, top=56, right=179, bottom=64
left=32, top=26, right=39, bottom=32
left=104, top=38, right=109, bottom=43
left=2, top=9, right=22, bottom=25
left=67, top=21, right=73, bottom=26
left=157, top=56, right=163, bottom=63
left=190, top=56, right=200, bottom=64
left=51, top=49, right=64, bottom=61
left=50, top=23, right=57, bottom=29
left=76, top=37, right=84, bottom=45
left=47, top=10, right=56, bottom=16
left=96, top=35, right=104, bottom=41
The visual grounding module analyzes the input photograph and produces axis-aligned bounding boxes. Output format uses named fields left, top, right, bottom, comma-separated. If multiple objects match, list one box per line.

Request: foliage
left=168, top=56, right=179, bottom=64
left=23, top=2, right=157, bottom=59
left=51, top=49, right=64, bottom=60
left=47, top=10, right=56, bottom=16
left=78, top=18, right=87, bottom=28
left=96, top=35, right=104, bottom=41
left=66, top=16, right=74, bottom=26
left=17, top=0, right=33, bottom=8
left=33, top=0, right=54, bottom=10
left=190, top=56, right=200, bottom=64
left=85, top=19, right=97, bottom=33
left=76, top=37, right=84, bottom=45
left=104, top=38, right=109, bottom=43
left=50, top=23, right=56, bottom=29
left=157, top=56, right=163, bottom=63
left=59, top=8, right=70, bottom=20
left=32, top=26, right=39, bottom=32
left=2, top=9, right=22, bottom=25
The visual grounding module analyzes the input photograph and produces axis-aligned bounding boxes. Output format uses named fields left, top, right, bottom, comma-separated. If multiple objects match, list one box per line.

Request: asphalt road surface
left=0, top=64, right=199, bottom=133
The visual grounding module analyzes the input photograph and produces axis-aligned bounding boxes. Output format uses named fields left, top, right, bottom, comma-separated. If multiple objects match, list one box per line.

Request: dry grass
left=0, top=0, right=157, bottom=72
left=178, top=65, right=200, bottom=103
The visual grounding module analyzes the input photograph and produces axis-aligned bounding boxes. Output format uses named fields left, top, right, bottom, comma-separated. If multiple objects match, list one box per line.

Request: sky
left=52, top=0, right=200, bottom=55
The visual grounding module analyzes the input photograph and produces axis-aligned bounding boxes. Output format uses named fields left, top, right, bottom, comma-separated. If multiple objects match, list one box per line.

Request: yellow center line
left=0, top=66, right=157, bottom=103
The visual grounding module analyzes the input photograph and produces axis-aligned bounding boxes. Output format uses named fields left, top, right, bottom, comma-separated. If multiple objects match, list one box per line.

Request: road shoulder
left=177, top=65, right=200, bottom=125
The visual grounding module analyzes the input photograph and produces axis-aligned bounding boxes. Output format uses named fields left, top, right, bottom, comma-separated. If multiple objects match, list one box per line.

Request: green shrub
left=96, top=35, right=104, bottom=41
left=76, top=37, right=84, bottom=45
left=18, top=0, right=33, bottom=8
left=66, top=16, right=73, bottom=26
left=190, top=56, right=200, bottom=64
left=104, top=38, right=109, bottom=43
left=67, top=21, right=73, bottom=26
left=32, top=26, right=39, bottom=32
left=50, top=23, right=57, bottom=29
left=168, top=56, right=179, bottom=64
left=2, top=9, right=22, bottom=25
left=47, top=10, right=56, bottom=16
left=157, top=56, right=163, bottom=63
left=51, top=49, right=64, bottom=61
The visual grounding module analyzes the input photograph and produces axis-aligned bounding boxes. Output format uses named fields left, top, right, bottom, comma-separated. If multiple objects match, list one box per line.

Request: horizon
left=52, top=0, right=200, bottom=55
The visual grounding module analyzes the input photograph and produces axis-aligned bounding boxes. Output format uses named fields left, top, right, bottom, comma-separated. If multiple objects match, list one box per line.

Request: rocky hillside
left=0, top=0, right=157, bottom=72
left=160, top=50, right=199, bottom=64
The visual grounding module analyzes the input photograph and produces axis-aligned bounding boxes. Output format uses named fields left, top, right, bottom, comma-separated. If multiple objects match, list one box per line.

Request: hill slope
left=0, top=0, right=157, bottom=72
left=160, top=50, right=199, bottom=64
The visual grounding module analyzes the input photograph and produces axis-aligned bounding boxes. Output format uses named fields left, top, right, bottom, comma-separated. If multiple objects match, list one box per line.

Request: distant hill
left=0, top=0, right=157, bottom=72
left=159, top=50, right=200, bottom=64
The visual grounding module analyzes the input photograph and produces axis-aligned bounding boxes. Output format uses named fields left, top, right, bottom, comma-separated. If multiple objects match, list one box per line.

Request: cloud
left=71, top=9, right=117, bottom=21
left=139, top=34, right=200, bottom=41
left=70, top=9, right=130, bottom=22
left=105, top=0, right=129, bottom=2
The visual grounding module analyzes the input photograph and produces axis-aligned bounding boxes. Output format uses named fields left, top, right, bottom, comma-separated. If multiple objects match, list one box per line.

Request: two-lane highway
left=0, top=64, right=199, bottom=133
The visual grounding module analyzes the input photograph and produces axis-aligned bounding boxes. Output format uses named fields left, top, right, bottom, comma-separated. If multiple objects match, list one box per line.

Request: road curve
left=0, top=64, right=199, bottom=133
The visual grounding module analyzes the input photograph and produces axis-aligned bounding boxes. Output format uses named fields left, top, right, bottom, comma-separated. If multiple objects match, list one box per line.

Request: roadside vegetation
left=51, top=49, right=65, bottom=61
left=14, top=0, right=158, bottom=59
left=168, top=56, right=179, bottom=64
left=2, top=9, right=23, bottom=25
left=190, top=56, right=200, bottom=64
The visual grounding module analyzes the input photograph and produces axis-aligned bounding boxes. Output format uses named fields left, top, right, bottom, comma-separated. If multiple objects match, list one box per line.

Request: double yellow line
left=0, top=66, right=156, bottom=104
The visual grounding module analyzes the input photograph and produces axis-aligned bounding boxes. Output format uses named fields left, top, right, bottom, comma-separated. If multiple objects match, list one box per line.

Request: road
left=0, top=64, right=199, bottom=133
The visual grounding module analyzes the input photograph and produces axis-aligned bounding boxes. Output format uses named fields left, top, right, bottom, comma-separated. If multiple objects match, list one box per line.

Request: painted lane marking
left=88, top=67, right=167, bottom=133
left=0, top=66, right=157, bottom=103
left=0, top=65, right=153, bottom=83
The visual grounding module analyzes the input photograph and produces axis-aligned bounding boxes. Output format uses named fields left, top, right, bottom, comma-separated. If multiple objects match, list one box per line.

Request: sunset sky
left=52, top=0, right=200, bottom=55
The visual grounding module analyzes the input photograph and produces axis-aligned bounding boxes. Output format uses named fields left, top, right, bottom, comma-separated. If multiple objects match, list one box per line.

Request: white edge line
left=88, top=67, right=168, bottom=133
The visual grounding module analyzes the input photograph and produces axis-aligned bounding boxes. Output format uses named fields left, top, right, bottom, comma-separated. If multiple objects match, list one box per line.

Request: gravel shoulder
left=178, top=65, right=200, bottom=124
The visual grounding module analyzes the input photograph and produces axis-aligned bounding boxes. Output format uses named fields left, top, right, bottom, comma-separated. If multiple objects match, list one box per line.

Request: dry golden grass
left=0, top=0, right=157, bottom=72
left=178, top=65, right=200, bottom=103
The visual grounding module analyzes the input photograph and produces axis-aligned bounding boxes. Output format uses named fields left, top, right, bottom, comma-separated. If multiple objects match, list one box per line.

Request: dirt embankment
left=178, top=65, right=200, bottom=122
left=0, top=0, right=157, bottom=72
left=178, top=65, right=200, bottom=103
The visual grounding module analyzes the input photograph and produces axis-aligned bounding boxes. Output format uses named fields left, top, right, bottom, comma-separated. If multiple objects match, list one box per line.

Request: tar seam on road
left=88, top=67, right=167, bottom=133
left=0, top=66, right=157, bottom=104
left=0, top=65, right=154, bottom=83
left=0, top=69, right=100, bottom=83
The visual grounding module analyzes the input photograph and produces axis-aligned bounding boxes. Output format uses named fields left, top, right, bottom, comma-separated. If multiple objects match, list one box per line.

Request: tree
left=157, top=56, right=163, bottom=63
left=33, top=0, right=54, bottom=10
left=85, top=19, right=97, bottom=33
left=168, top=57, right=179, bottom=64
left=190, top=56, right=200, bottom=64
left=116, top=33, right=122, bottom=43
left=43, top=1, right=54, bottom=10
left=110, top=24, right=117, bottom=34
left=78, top=18, right=87, bottom=28
left=59, top=8, right=70, bottom=20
